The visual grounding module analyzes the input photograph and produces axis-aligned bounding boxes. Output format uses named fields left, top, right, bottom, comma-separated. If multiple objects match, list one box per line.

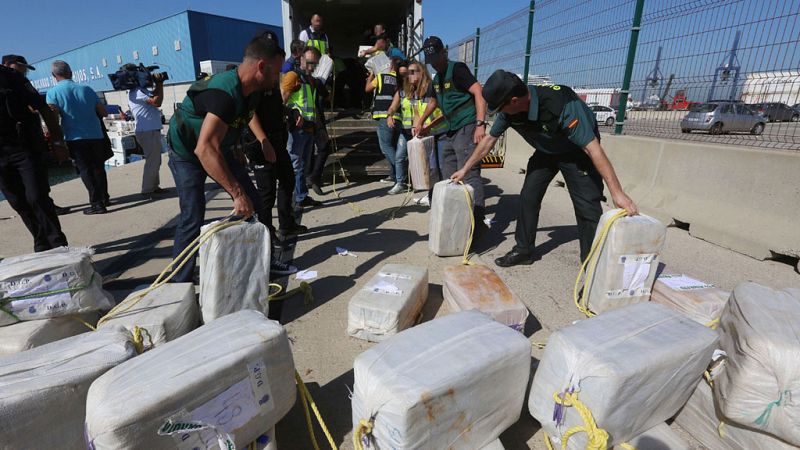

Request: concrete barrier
left=601, top=134, right=800, bottom=261
left=499, top=129, right=800, bottom=262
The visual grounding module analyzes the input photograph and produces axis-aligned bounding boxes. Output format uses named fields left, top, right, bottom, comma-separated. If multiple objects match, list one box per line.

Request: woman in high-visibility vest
left=387, top=60, right=448, bottom=205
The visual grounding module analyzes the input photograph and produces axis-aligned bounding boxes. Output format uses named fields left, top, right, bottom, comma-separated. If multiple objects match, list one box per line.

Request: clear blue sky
left=1, top=0, right=528, bottom=62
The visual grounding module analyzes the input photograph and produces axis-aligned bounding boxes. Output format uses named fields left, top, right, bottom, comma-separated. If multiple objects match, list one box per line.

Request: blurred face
left=374, top=24, right=385, bottom=36
left=7, top=62, right=28, bottom=75
left=311, top=15, right=323, bottom=31
left=301, top=51, right=319, bottom=75
left=408, top=64, right=422, bottom=84
left=398, top=66, right=408, bottom=78
left=425, top=49, right=446, bottom=68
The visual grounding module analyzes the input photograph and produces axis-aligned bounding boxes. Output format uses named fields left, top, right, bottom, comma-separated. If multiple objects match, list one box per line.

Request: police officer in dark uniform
left=0, top=64, right=70, bottom=251
left=452, top=70, right=638, bottom=267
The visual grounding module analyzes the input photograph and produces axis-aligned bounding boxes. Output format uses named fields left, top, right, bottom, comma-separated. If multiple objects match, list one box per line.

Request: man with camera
left=124, top=63, right=167, bottom=199
left=167, top=34, right=292, bottom=283
left=0, top=62, right=70, bottom=251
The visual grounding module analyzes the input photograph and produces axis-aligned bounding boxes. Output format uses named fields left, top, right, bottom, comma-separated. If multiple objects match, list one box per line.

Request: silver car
left=681, top=102, right=765, bottom=135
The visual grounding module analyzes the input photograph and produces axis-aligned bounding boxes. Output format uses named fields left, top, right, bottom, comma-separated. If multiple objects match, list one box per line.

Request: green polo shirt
left=489, top=85, right=599, bottom=155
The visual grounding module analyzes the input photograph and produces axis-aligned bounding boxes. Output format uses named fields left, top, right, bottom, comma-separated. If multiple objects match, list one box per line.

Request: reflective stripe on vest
left=306, top=28, right=328, bottom=54
left=288, top=78, right=317, bottom=121
left=372, top=72, right=401, bottom=120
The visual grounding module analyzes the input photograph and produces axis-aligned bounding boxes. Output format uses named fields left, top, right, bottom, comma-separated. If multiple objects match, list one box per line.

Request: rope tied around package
left=457, top=180, right=476, bottom=266
left=545, top=390, right=610, bottom=450
left=573, top=209, right=629, bottom=317
left=353, top=417, right=375, bottom=450
left=0, top=271, right=97, bottom=321
left=268, top=281, right=314, bottom=305
left=755, top=390, right=791, bottom=426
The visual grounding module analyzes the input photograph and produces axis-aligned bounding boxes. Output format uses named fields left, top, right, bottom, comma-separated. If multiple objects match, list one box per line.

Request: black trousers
left=251, top=131, right=297, bottom=237
left=307, top=128, right=330, bottom=186
left=0, top=147, right=68, bottom=252
left=515, top=149, right=604, bottom=261
left=67, top=139, right=109, bottom=208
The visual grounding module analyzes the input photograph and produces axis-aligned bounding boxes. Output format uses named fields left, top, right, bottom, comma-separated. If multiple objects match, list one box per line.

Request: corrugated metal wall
left=188, top=11, right=283, bottom=71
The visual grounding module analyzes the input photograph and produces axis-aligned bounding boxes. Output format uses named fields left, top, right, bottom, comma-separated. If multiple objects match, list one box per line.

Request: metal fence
left=449, top=0, right=800, bottom=150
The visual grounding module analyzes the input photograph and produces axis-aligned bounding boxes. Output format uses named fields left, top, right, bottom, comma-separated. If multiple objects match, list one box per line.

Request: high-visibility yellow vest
left=305, top=28, right=328, bottom=55
left=372, top=72, right=402, bottom=120
left=288, top=74, right=317, bottom=121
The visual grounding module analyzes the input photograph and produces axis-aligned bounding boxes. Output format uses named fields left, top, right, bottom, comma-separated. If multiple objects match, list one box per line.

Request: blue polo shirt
left=45, top=79, right=103, bottom=141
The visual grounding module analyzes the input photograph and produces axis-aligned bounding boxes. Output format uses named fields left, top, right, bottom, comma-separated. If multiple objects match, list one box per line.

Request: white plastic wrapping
left=86, top=310, right=296, bottom=450
left=98, top=283, right=199, bottom=348
left=312, top=54, right=333, bottom=81
left=529, top=302, right=718, bottom=450
left=651, top=273, right=729, bottom=327
left=407, top=136, right=434, bottom=191
left=352, top=310, right=531, bottom=449
left=364, top=52, right=390, bottom=75
left=429, top=180, right=474, bottom=256
left=0, top=327, right=135, bottom=450
left=714, top=282, right=800, bottom=445
left=675, top=380, right=798, bottom=450
left=583, top=209, right=667, bottom=314
left=618, top=423, right=689, bottom=450
left=442, top=264, right=529, bottom=332
left=199, top=220, right=270, bottom=323
left=0, top=246, right=114, bottom=326
left=347, top=264, right=428, bottom=342
left=0, top=312, right=96, bottom=355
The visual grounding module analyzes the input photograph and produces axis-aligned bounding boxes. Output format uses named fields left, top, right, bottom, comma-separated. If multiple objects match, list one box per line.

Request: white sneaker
left=379, top=176, right=394, bottom=183
left=414, top=195, right=430, bottom=206
left=387, top=183, right=406, bottom=195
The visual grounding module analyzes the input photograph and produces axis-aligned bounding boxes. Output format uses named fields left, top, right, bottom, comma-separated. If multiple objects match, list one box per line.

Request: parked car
left=792, top=103, right=800, bottom=114
left=681, top=102, right=765, bottom=135
left=750, top=102, right=799, bottom=122
left=590, top=105, right=616, bottom=126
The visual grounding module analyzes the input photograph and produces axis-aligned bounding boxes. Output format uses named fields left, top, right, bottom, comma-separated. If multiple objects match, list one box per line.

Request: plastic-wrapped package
left=352, top=310, right=531, bottom=449
left=583, top=209, right=667, bottom=314
left=0, top=312, right=96, bottom=355
left=0, top=246, right=113, bottom=326
left=85, top=310, right=296, bottom=450
left=651, top=273, right=729, bottom=327
left=714, top=282, right=800, bottom=445
left=675, top=380, right=798, bottom=450
left=529, top=302, right=718, bottom=450
left=429, top=180, right=474, bottom=256
left=442, top=264, right=529, bottom=331
left=0, top=327, right=135, bottom=450
left=347, top=264, right=428, bottom=342
left=618, top=423, right=689, bottom=450
left=199, top=220, right=270, bottom=322
left=364, top=52, right=390, bottom=75
left=312, top=54, right=333, bottom=81
left=98, top=283, right=199, bottom=348
left=407, top=136, right=434, bottom=190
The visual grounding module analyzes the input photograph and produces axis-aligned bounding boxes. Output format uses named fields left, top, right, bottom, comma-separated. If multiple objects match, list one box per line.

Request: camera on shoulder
left=107, top=63, right=169, bottom=91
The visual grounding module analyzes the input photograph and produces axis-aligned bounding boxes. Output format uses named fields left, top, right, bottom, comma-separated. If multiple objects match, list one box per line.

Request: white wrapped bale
left=0, top=246, right=113, bottom=326
left=714, top=282, right=800, bottom=445
left=364, top=51, right=390, bottom=75
left=85, top=310, right=296, bottom=450
left=429, top=180, right=474, bottom=256
left=199, top=220, right=270, bottom=322
left=582, top=209, right=666, bottom=314
left=347, top=264, right=428, bottom=342
left=98, top=283, right=199, bottom=348
left=312, top=54, right=333, bottom=81
left=651, top=273, right=729, bottom=327
left=442, top=264, right=529, bottom=332
left=675, top=381, right=798, bottom=450
left=617, top=423, right=689, bottom=450
left=0, top=312, right=96, bottom=355
left=407, top=136, right=434, bottom=190
left=0, top=327, right=135, bottom=450
left=352, top=310, right=531, bottom=449
left=529, top=302, right=718, bottom=450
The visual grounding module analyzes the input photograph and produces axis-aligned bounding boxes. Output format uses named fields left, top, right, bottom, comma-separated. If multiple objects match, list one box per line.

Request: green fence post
left=474, top=28, right=480, bottom=78
left=615, top=0, right=646, bottom=135
left=523, top=0, right=536, bottom=84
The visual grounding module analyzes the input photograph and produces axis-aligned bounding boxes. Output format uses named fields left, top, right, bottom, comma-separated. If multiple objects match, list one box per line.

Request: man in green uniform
left=167, top=35, right=288, bottom=282
left=452, top=70, right=638, bottom=267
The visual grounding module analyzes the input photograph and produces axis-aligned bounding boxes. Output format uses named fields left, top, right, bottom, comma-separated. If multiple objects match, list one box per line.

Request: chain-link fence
left=449, top=0, right=800, bottom=150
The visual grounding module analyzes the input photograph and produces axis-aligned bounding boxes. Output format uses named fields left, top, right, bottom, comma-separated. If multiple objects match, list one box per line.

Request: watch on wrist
left=476, top=120, right=487, bottom=126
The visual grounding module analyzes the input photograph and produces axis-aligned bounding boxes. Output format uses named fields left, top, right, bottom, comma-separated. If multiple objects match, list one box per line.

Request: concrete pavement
left=0, top=147, right=797, bottom=449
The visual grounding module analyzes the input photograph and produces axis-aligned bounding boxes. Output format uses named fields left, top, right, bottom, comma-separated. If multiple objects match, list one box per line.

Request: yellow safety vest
left=288, top=75, right=317, bottom=121
left=305, top=28, right=328, bottom=55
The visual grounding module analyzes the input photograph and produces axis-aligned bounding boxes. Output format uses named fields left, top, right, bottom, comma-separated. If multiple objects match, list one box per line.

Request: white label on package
left=158, top=411, right=235, bottom=450
left=5, top=279, right=72, bottom=317
left=619, top=254, right=656, bottom=292
left=606, top=287, right=651, bottom=299
left=369, top=281, right=403, bottom=296
left=378, top=272, right=412, bottom=281
left=247, top=359, right=274, bottom=414
left=659, top=274, right=715, bottom=291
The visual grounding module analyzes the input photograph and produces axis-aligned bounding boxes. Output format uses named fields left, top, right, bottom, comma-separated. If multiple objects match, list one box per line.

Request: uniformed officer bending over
left=0, top=64, right=70, bottom=251
left=452, top=70, right=638, bottom=267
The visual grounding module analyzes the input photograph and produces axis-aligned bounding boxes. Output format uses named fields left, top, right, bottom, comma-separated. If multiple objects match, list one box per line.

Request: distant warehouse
left=28, top=10, right=282, bottom=120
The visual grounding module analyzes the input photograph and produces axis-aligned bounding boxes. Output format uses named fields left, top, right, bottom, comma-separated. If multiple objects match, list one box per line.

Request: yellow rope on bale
left=573, top=209, right=628, bottom=317
left=544, top=390, right=637, bottom=450
left=457, top=181, right=476, bottom=266
left=353, top=417, right=374, bottom=450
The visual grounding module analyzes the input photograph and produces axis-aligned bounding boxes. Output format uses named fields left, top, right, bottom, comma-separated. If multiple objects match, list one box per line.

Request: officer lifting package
left=451, top=70, right=638, bottom=268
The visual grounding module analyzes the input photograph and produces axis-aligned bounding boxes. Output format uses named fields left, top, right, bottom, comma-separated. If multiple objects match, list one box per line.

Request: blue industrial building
left=28, top=10, right=282, bottom=93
